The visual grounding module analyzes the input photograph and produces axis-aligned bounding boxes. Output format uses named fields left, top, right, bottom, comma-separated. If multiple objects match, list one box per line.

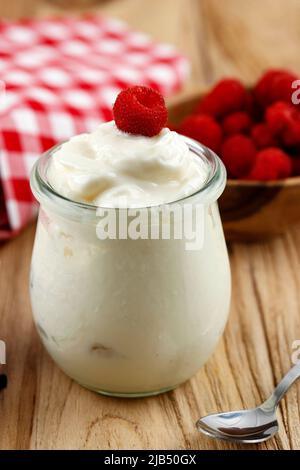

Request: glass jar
left=30, top=137, right=231, bottom=397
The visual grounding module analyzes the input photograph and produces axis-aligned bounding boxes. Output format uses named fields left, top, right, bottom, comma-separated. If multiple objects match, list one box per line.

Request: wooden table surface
left=1, top=0, right=300, bottom=450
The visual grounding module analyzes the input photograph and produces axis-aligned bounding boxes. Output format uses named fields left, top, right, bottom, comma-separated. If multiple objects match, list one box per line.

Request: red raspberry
left=282, top=120, right=300, bottom=146
left=197, top=79, right=248, bottom=117
left=251, top=123, right=278, bottom=149
left=254, top=69, right=297, bottom=108
left=221, top=134, right=257, bottom=178
left=254, top=70, right=284, bottom=107
left=247, top=148, right=292, bottom=180
left=265, top=101, right=298, bottom=134
left=178, top=114, right=223, bottom=153
left=291, top=157, right=300, bottom=176
left=113, top=86, right=168, bottom=137
left=265, top=101, right=300, bottom=146
left=269, top=72, right=298, bottom=104
left=223, top=112, right=252, bottom=135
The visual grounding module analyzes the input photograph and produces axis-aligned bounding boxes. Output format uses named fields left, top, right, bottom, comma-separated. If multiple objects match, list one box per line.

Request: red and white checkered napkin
left=0, top=15, right=189, bottom=239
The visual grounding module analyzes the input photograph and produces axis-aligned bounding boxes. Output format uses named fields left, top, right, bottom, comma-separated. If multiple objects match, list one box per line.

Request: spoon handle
left=262, top=362, right=300, bottom=411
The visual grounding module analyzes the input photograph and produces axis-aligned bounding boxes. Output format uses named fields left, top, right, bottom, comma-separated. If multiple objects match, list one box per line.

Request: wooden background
left=1, top=0, right=300, bottom=450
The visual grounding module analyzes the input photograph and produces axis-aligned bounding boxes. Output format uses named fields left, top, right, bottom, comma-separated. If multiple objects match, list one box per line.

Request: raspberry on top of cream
left=47, top=86, right=209, bottom=208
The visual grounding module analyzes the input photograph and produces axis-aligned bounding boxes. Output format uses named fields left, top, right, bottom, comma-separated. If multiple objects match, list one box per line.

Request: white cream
left=47, top=121, right=208, bottom=207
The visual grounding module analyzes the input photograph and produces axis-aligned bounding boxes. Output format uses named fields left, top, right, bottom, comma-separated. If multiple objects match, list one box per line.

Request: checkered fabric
left=0, top=15, right=189, bottom=238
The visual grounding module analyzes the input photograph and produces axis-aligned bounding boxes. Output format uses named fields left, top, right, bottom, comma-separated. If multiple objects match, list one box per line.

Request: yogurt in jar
left=47, top=121, right=209, bottom=207
left=30, top=120, right=231, bottom=397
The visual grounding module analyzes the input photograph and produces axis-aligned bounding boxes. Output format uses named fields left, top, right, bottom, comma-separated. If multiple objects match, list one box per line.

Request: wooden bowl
left=168, top=90, right=300, bottom=241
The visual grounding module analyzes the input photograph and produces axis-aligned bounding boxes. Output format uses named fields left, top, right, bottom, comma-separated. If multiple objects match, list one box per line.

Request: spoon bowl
left=196, top=408, right=278, bottom=444
left=196, top=361, right=300, bottom=444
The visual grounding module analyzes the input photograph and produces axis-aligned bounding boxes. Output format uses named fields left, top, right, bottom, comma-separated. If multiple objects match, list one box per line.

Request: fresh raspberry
left=291, top=157, right=300, bottom=176
left=223, top=112, right=252, bottom=135
left=269, top=71, right=298, bottom=104
left=247, top=148, right=292, bottom=180
left=221, top=134, right=257, bottom=178
left=254, top=69, right=297, bottom=108
left=178, top=114, right=223, bottom=153
left=265, top=101, right=300, bottom=147
left=254, top=70, right=283, bottom=107
left=282, top=119, right=300, bottom=146
left=197, top=79, right=248, bottom=117
left=113, top=86, right=168, bottom=137
left=251, top=123, right=278, bottom=148
left=265, top=101, right=298, bottom=134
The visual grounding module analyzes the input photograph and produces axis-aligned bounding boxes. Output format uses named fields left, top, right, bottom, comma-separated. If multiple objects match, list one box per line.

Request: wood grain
left=1, top=0, right=300, bottom=450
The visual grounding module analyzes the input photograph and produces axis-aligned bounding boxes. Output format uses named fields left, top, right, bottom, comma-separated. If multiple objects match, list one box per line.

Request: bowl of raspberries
left=168, top=69, right=300, bottom=241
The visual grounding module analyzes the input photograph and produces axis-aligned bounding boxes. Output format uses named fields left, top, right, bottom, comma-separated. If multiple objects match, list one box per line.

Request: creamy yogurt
left=47, top=121, right=208, bottom=207
left=30, top=122, right=231, bottom=396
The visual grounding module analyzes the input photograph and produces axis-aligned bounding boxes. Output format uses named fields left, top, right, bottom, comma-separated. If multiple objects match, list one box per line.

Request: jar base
left=78, top=382, right=177, bottom=398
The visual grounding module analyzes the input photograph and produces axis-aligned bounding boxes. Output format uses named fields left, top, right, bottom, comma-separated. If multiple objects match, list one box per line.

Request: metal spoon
left=196, top=361, right=300, bottom=444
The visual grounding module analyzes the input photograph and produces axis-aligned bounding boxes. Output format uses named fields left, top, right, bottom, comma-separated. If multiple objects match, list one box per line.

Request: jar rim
left=30, top=135, right=227, bottom=216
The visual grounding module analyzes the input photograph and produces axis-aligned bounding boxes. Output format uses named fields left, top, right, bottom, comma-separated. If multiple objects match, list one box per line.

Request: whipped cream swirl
left=47, top=121, right=208, bottom=207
